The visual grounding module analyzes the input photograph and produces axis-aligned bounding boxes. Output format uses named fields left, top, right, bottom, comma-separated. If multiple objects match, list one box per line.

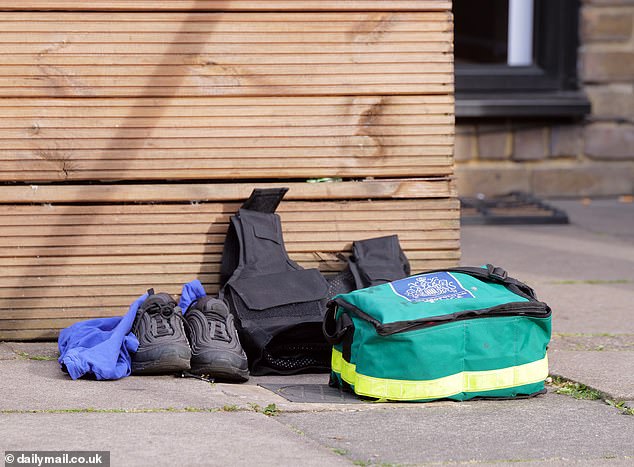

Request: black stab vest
left=219, top=188, right=412, bottom=375
left=219, top=188, right=331, bottom=375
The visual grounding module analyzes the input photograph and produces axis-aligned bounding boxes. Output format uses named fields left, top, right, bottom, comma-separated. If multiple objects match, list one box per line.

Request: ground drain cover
left=258, top=383, right=364, bottom=403
left=460, top=192, right=569, bottom=225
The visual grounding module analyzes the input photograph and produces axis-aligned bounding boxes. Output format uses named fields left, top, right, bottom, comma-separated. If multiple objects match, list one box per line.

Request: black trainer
left=185, top=296, right=249, bottom=382
left=131, top=289, right=191, bottom=375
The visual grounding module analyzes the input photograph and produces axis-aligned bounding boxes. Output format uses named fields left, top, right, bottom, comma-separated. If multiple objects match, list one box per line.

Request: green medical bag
left=323, top=265, right=551, bottom=402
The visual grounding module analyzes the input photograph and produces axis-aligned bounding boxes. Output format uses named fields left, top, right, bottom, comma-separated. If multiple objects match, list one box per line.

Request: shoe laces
left=204, top=310, right=232, bottom=343
left=134, top=301, right=184, bottom=338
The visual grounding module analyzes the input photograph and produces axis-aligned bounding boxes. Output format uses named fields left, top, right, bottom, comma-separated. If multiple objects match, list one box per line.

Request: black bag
left=348, top=235, right=411, bottom=289
left=325, top=235, right=411, bottom=297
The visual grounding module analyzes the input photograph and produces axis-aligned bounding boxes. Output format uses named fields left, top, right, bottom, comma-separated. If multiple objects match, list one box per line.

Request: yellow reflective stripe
left=331, top=348, right=548, bottom=401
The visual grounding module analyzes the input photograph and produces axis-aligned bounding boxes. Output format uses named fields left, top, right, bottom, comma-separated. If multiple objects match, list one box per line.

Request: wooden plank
left=0, top=94, right=454, bottom=110
left=0, top=248, right=457, bottom=267
left=2, top=42, right=451, bottom=55
left=0, top=273, right=222, bottom=288
left=0, top=83, right=452, bottom=98
left=0, top=203, right=458, bottom=226
left=0, top=12, right=453, bottom=97
left=0, top=179, right=456, bottom=203
left=1, top=219, right=459, bottom=238
left=0, top=197, right=457, bottom=213
left=0, top=135, right=454, bottom=149
left=0, top=256, right=459, bottom=326
left=7, top=32, right=452, bottom=44
left=0, top=255, right=460, bottom=304
left=1, top=164, right=453, bottom=179
left=0, top=245, right=450, bottom=319
left=0, top=13, right=452, bottom=31
left=0, top=240, right=461, bottom=259
left=1, top=53, right=451, bottom=66
left=0, top=241, right=461, bottom=261
left=0, top=199, right=460, bottom=217
left=0, top=330, right=58, bottom=340
left=0, top=125, right=453, bottom=139
left=2, top=230, right=458, bottom=249
left=1, top=246, right=459, bottom=338
left=0, top=241, right=459, bottom=265
left=1, top=237, right=460, bottom=276
left=0, top=147, right=453, bottom=158
left=3, top=306, right=130, bottom=319
left=0, top=114, right=454, bottom=127
left=0, top=153, right=451, bottom=176
left=0, top=2, right=452, bottom=12
left=0, top=95, right=454, bottom=181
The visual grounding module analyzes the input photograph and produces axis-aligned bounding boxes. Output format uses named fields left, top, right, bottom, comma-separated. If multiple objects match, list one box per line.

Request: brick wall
left=455, top=0, right=634, bottom=197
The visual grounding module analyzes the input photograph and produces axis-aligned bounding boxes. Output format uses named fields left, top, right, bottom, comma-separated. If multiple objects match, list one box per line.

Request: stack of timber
left=0, top=1, right=456, bottom=340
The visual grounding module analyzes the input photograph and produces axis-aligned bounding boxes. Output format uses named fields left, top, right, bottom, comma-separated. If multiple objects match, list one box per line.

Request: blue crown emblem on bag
left=390, top=272, right=474, bottom=303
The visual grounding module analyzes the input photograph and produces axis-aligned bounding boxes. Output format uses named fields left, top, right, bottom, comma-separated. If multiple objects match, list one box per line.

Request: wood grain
left=0, top=95, right=454, bottom=181
left=0, top=12, right=453, bottom=97
left=0, top=2, right=452, bottom=12
left=0, top=4, right=456, bottom=340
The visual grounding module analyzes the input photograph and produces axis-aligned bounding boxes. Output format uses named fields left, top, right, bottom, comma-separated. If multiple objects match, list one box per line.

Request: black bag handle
left=419, top=264, right=538, bottom=301
left=322, top=301, right=354, bottom=345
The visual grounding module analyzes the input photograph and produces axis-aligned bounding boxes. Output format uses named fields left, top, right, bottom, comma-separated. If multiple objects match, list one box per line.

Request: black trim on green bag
left=375, top=302, right=550, bottom=336
left=332, top=296, right=550, bottom=337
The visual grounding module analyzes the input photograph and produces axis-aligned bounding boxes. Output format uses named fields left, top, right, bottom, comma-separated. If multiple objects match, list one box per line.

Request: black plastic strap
left=241, top=188, right=289, bottom=213
left=486, top=264, right=508, bottom=281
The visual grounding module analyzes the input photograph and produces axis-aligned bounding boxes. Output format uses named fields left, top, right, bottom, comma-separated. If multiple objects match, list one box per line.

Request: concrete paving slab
left=7, top=342, right=60, bottom=360
left=538, top=283, right=634, bottom=335
left=0, top=342, right=17, bottom=360
left=460, top=224, right=634, bottom=284
left=0, top=359, right=404, bottom=414
left=460, top=217, right=634, bottom=335
left=0, top=411, right=352, bottom=467
left=0, top=359, right=287, bottom=412
left=550, top=333, right=634, bottom=352
left=549, top=199, right=634, bottom=240
left=247, top=372, right=330, bottom=387
left=469, top=459, right=634, bottom=466
left=278, top=393, right=634, bottom=466
left=549, top=350, right=634, bottom=400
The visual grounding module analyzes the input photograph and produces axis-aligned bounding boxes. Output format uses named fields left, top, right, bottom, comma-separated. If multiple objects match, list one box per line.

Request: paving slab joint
left=549, top=374, right=634, bottom=416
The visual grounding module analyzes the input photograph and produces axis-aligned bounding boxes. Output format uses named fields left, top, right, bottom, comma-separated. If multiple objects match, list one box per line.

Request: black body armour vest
left=219, top=188, right=412, bottom=375
left=348, top=235, right=411, bottom=289
left=219, top=188, right=331, bottom=375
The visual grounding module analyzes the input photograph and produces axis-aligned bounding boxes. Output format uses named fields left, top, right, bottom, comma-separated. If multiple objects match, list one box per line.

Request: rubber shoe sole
left=190, top=356, right=249, bottom=382
left=131, top=345, right=191, bottom=375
